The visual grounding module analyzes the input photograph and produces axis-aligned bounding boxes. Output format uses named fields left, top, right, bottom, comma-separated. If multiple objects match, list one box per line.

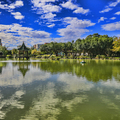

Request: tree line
left=40, top=33, right=119, bottom=57
left=0, top=33, right=120, bottom=57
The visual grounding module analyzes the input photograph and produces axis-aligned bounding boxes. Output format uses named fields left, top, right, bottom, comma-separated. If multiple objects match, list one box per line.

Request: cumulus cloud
left=98, top=17, right=107, bottom=23
left=61, top=0, right=90, bottom=14
left=31, top=0, right=61, bottom=17
left=63, top=17, right=95, bottom=28
left=0, top=23, right=51, bottom=48
left=110, top=17, right=116, bottom=20
left=73, top=7, right=90, bottom=14
left=0, top=0, right=23, bottom=10
left=100, top=0, right=120, bottom=13
left=100, top=7, right=112, bottom=13
left=11, top=12, right=24, bottom=20
left=41, top=12, right=56, bottom=19
left=47, top=23, right=55, bottom=28
left=31, top=0, right=61, bottom=27
left=102, top=21, right=120, bottom=31
left=57, top=17, right=95, bottom=40
left=115, top=11, right=120, bottom=15
left=0, top=0, right=24, bottom=20
left=109, top=0, right=120, bottom=7
left=61, top=0, right=77, bottom=10
left=42, top=4, right=61, bottom=13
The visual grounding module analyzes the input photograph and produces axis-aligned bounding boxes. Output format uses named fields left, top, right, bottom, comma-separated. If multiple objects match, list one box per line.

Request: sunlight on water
left=0, top=59, right=120, bottom=120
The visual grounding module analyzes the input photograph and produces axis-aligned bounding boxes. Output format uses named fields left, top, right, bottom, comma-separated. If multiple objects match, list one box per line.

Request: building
left=34, top=44, right=43, bottom=50
left=0, top=39, right=2, bottom=46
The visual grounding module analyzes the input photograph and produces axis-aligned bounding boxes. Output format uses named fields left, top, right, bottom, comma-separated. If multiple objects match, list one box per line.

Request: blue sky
left=0, top=0, right=120, bottom=49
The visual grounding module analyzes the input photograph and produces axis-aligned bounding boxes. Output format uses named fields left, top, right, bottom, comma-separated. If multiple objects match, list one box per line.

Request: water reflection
left=0, top=60, right=120, bottom=120
left=39, top=59, right=120, bottom=82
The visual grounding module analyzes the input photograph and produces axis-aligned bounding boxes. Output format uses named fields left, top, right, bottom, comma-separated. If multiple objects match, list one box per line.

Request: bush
left=36, top=55, right=42, bottom=58
left=79, top=55, right=89, bottom=59
left=95, top=55, right=100, bottom=59
left=50, top=55, right=56, bottom=60
left=41, top=54, right=50, bottom=59
left=6, top=55, right=12, bottom=58
left=95, top=55, right=106, bottom=59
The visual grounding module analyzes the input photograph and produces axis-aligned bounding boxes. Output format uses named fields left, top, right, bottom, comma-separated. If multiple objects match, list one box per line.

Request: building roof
left=18, top=42, right=29, bottom=51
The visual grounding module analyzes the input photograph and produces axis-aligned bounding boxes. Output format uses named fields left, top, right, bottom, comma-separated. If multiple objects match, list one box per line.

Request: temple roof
left=18, top=42, right=29, bottom=51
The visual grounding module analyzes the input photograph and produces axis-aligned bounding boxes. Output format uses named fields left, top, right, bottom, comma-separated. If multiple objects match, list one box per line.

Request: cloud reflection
left=57, top=73, right=94, bottom=93
left=0, top=90, right=25, bottom=119
left=21, top=82, right=61, bottom=120
left=0, top=63, right=51, bottom=87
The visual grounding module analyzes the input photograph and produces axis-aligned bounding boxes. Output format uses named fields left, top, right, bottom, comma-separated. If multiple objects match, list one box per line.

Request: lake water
left=0, top=59, right=120, bottom=120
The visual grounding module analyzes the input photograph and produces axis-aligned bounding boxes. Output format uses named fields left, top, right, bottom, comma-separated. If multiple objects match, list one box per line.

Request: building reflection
left=12, top=62, right=30, bottom=77
left=18, top=62, right=30, bottom=77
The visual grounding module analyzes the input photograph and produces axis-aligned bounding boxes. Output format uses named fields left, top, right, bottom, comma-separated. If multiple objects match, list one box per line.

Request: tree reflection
left=0, top=62, right=7, bottom=74
left=12, top=62, right=30, bottom=77
left=37, top=60, right=120, bottom=82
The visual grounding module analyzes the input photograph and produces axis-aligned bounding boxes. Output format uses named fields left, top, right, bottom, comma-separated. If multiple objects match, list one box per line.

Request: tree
left=0, top=45, right=8, bottom=56
left=11, top=48, right=18, bottom=55
left=111, top=37, right=120, bottom=53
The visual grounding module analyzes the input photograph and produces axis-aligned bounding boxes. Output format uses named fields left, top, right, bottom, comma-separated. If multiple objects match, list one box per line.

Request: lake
left=0, top=59, right=120, bottom=120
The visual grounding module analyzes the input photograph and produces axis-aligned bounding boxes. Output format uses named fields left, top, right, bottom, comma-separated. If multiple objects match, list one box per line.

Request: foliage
left=111, top=37, right=120, bottom=52
left=11, top=48, right=18, bottom=55
left=0, top=45, right=8, bottom=56
left=9, top=33, right=119, bottom=58
left=31, top=49, right=40, bottom=56
left=6, top=55, right=12, bottom=58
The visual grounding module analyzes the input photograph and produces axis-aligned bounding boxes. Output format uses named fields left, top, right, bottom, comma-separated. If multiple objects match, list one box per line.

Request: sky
left=0, top=0, right=120, bottom=49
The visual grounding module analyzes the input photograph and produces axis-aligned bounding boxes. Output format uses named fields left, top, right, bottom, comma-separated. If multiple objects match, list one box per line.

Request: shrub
left=95, top=55, right=100, bottom=59
left=6, top=55, right=12, bottom=58
left=36, top=55, right=42, bottom=58
left=50, top=55, right=56, bottom=60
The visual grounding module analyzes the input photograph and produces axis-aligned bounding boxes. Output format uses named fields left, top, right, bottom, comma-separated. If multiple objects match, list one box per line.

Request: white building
left=34, top=44, right=43, bottom=50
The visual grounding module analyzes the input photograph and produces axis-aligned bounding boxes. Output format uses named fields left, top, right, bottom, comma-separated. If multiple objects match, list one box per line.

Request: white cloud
left=11, top=12, right=24, bottom=20
left=73, top=7, right=90, bottom=14
left=42, top=4, right=61, bottom=13
left=109, top=0, right=120, bottom=7
left=98, top=17, right=107, bottom=23
left=0, top=23, right=51, bottom=47
left=57, top=17, right=95, bottom=41
left=47, top=23, right=55, bottom=28
left=57, top=27, right=89, bottom=39
left=63, top=17, right=95, bottom=28
left=61, top=0, right=90, bottom=14
left=0, top=12, right=1, bottom=14
left=110, top=17, right=116, bottom=20
left=0, top=0, right=23, bottom=10
left=31, top=0, right=61, bottom=25
left=9, top=0, right=24, bottom=9
left=100, top=0, right=120, bottom=13
left=115, top=11, right=120, bottom=15
left=100, top=7, right=112, bottom=13
left=41, top=12, right=56, bottom=19
left=61, top=0, right=77, bottom=10
left=102, top=21, right=120, bottom=31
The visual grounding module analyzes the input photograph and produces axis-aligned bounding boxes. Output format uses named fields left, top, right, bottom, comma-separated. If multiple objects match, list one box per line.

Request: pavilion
left=18, top=42, right=29, bottom=60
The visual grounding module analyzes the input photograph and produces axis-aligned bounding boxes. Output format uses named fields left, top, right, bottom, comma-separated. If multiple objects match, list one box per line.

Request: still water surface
left=0, top=59, right=120, bottom=120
